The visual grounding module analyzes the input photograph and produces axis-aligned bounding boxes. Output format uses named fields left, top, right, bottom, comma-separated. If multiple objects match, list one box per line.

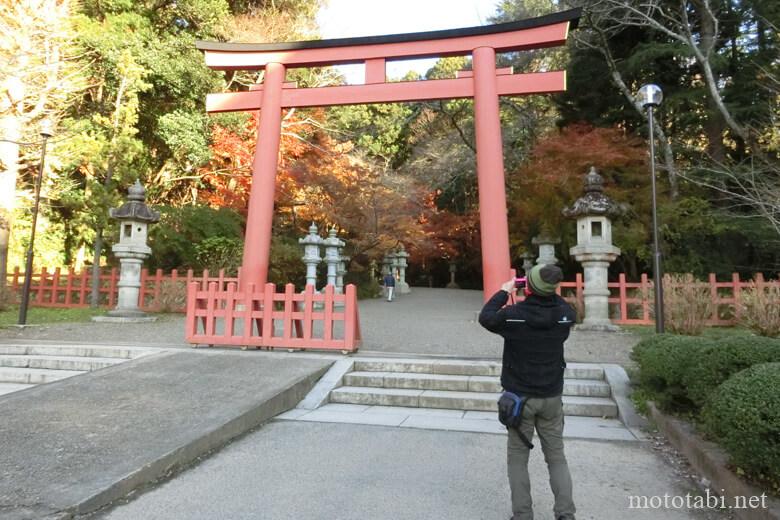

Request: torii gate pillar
left=473, top=46, right=511, bottom=298
left=242, top=62, right=285, bottom=290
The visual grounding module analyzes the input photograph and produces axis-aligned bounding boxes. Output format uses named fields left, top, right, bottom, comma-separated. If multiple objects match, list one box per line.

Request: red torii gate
left=196, top=8, right=580, bottom=298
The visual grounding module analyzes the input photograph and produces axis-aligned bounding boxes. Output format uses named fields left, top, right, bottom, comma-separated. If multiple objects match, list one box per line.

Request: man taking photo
left=479, top=264, right=576, bottom=520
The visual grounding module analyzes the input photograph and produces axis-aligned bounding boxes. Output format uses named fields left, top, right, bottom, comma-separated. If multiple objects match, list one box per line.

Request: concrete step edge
left=0, top=367, right=86, bottom=384
left=330, top=387, right=617, bottom=417
left=351, top=359, right=604, bottom=379
left=343, top=372, right=611, bottom=396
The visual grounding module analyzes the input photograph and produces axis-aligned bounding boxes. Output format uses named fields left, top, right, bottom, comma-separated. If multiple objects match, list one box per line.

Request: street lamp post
left=638, top=84, right=665, bottom=333
left=18, top=119, right=53, bottom=325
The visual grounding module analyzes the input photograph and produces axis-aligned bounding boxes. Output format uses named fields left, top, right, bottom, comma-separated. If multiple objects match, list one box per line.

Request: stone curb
left=648, top=402, right=780, bottom=520
left=67, top=364, right=330, bottom=518
left=602, top=363, right=649, bottom=440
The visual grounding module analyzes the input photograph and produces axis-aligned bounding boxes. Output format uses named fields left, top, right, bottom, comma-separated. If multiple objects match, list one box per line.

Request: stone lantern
left=519, top=250, right=535, bottom=275
left=322, top=227, right=345, bottom=288
left=395, top=244, right=410, bottom=294
left=104, top=181, right=159, bottom=320
left=299, top=222, right=323, bottom=289
left=446, top=261, right=460, bottom=289
left=563, top=166, right=624, bottom=331
left=336, top=247, right=350, bottom=294
left=532, top=234, right=560, bottom=266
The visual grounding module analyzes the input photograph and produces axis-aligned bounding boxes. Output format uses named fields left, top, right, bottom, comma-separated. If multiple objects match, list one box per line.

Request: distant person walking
left=382, top=272, right=396, bottom=302
left=478, top=264, right=577, bottom=520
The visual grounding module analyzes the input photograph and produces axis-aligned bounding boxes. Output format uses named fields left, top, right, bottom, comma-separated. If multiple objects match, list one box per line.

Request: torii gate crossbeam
left=196, top=8, right=580, bottom=299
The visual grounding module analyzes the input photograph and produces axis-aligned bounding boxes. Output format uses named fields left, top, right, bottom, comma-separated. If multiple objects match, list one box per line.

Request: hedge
left=631, top=334, right=715, bottom=411
left=684, top=336, right=780, bottom=408
left=701, top=363, right=780, bottom=489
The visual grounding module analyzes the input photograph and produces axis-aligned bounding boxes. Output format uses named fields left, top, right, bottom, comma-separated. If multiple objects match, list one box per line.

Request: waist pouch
left=497, top=391, right=534, bottom=449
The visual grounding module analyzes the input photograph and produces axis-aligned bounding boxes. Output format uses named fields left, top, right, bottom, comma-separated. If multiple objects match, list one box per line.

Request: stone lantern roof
left=109, top=180, right=160, bottom=222
left=562, top=166, right=625, bottom=218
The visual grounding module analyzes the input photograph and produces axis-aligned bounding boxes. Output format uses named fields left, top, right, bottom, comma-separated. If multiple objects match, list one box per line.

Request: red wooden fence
left=553, top=272, right=778, bottom=325
left=5, top=267, right=777, bottom=327
left=5, top=266, right=237, bottom=312
left=185, top=282, right=361, bottom=352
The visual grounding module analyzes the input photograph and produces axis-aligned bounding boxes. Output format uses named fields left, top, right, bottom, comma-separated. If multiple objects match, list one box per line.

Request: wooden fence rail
left=5, top=267, right=778, bottom=326
left=185, top=282, right=361, bottom=352
left=5, top=266, right=238, bottom=312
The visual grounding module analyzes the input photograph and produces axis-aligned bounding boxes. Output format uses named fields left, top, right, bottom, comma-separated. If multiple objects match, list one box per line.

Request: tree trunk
left=0, top=114, right=21, bottom=290
left=90, top=228, right=103, bottom=307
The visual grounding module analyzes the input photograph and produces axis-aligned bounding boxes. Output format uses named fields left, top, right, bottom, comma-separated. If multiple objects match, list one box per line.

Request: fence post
left=732, top=272, right=741, bottom=321
left=79, top=269, right=88, bottom=305
left=185, top=282, right=198, bottom=340
left=708, top=273, right=718, bottom=324
left=262, top=283, right=275, bottom=342
left=641, top=273, right=650, bottom=323
left=65, top=268, right=75, bottom=306
left=344, top=284, right=357, bottom=350
left=618, top=273, right=627, bottom=322
left=108, top=267, right=118, bottom=308
left=36, top=266, right=47, bottom=305
left=52, top=267, right=61, bottom=304
left=11, top=266, right=21, bottom=291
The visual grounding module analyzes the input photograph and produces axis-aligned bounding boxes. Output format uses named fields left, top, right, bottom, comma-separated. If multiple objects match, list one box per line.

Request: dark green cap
left=527, top=264, right=563, bottom=296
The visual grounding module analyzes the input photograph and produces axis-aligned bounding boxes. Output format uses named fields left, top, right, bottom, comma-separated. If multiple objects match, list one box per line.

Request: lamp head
left=638, top=84, right=663, bottom=108
left=39, top=119, right=53, bottom=138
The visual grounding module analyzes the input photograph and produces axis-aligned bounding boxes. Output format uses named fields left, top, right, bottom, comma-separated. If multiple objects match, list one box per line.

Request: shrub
left=737, top=281, right=780, bottom=337
left=345, top=268, right=382, bottom=299
left=632, top=334, right=715, bottom=411
left=684, top=336, right=780, bottom=408
left=658, top=273, right=714, bottom=336
left=0, top=284, right=16, bottom=312
left=154, top=280, right=187, bottom=313
left=148, top=205, right=244, bottom=271
left=701, top=363, right=780, bottom=490
left=194, top=237, right=243, bottom=276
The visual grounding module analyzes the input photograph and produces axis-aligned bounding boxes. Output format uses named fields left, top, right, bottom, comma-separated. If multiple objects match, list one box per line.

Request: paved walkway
left=100, top=421, right=731, bottom=520
left=0, top=288, right=640, bottom=367
left=1, top=288, right=725, bottom=520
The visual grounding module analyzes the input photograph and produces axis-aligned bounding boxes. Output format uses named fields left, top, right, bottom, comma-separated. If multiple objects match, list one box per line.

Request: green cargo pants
left=507, top=394, right=576, bottom=520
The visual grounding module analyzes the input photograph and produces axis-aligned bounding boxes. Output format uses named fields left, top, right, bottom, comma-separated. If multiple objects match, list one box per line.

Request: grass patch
left=0, top=306, right=103, bottom=327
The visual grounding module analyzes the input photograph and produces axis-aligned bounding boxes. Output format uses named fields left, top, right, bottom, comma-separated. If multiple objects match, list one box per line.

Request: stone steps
left=352, top=359, right=605, bottom=380
left=0, top=366, right=86, bottom=384
left=0, top=345, right=139, bottom=359
left=0, top=344, right=159, bottom=397
left=343, top=371, right=611, bottom=397
left=0, top=355, right=124, bottom=372
left=322, top=358, right=620, bottom=419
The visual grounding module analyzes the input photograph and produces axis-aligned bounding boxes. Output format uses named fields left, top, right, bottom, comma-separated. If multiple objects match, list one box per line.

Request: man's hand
left=500, top=279, right=516, bottom=293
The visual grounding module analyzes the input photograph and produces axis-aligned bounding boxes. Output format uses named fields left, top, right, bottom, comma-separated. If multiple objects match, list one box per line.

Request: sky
left=316, top=0, right=500, bottom=83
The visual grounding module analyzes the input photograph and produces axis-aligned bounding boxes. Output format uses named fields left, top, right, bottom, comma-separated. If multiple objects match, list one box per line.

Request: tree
left=0, top=0, right=82, bottom=288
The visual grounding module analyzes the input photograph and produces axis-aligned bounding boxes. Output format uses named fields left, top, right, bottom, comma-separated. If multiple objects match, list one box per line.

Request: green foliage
left=701, top=363, right=780, bottom=492
left=157, top=110, right=211, bottom=170
left=631, top=334, right=714, bottom=411
left=148, top=205, right=244, bottom=271
left=268, top=235, right=305, bottom=289
left=194, top=236, right=243, bottom=275
left=328, top=102, right=414, bottom=166
left=345, top=268, right=382, bottom=299
left=684, top=336, right=780, bottom=408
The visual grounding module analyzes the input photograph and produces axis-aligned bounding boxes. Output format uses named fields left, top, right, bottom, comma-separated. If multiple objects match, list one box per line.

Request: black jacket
left=479, top=290, right=576, bottom=397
